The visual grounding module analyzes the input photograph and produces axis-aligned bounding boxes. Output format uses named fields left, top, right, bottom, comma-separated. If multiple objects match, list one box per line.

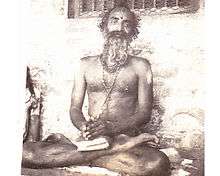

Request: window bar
left=173, top=0, right=179, bottom=9
left=73, top=0, right=82, bottom=17
left=131, top=0, right=135, bottom=9
left=92, top=0, right=95, bottom=11
left=68, top=0, right=74, bottom=18
left=79, top=0, right=83, bottom=13
left=150, top=0, right=157, bottom=11
left=111, top=0, right=114, bottom=9
left=161, top=0, right=168, bottom=10
left=142, top=0, right=145, bottom=9
left=105, top=0, right=109, bottom=11
left=112, top=0, right=115, bottom=8
left=102, top=0, right=106, bottom=11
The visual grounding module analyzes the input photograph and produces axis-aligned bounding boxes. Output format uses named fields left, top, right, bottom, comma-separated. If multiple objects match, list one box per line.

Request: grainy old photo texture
left=21, top=0, right=204, bottom=175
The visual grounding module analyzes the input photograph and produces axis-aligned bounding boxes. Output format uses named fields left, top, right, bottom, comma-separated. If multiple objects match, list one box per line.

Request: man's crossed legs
left=22, top=133, right=170, bottom=176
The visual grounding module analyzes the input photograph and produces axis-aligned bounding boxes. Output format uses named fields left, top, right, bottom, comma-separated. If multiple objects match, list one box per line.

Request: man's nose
left=117, top=21, right=124, bottom=31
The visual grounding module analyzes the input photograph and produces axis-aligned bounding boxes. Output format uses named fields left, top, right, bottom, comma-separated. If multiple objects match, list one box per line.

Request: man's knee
left=92, top=147, right=170, bottom=176
left=44, top=133, right=73, bottom=145
left=151, top=150, right=171, bottom=176
left=129, top=148, right=170, bottom=176
left=44, top=133, right=63, bottom=141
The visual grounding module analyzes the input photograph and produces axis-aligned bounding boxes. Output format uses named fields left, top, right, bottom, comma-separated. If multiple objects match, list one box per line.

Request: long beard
left=102, top=32, right=129, bottom=67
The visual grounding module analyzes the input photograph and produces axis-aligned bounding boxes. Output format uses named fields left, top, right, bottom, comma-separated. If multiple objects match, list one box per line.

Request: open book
left=75, top=137, right=110, bottom=152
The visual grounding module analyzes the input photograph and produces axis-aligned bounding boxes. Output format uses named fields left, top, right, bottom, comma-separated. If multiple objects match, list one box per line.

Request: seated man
left=22, top=67, right=166, bottom=175
left=22, top=4, right=170, bottom=176
left=69, top=4, right=170, bottom=176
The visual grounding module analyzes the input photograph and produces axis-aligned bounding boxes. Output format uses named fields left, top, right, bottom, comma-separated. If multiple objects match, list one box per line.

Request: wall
left=27, top=0, right=205, bottom=150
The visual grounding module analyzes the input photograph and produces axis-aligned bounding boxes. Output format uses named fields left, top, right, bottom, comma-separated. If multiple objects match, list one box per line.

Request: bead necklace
left=92, top=66, right=122, bottom=120
left=102, top=66, right=121, bottom=93
left=92, top=55, right=124, bottom=120
left=99, top=54, right=128, bottom=73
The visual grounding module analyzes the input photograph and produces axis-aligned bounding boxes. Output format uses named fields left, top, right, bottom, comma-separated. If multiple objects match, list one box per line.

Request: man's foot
left=44, top=133, right=75, bottom=145
left=111, top=133, right=159, bottom=152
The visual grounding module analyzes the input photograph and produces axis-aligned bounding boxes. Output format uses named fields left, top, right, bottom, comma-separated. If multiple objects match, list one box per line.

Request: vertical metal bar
left=150, top=0, right=156, bottom=11
left=153, top=0, right=157, bottom=9
left=92, top=0, right=95, bottom=11
left=80, top=0, right=83, bottom=13
left=131, top=0, right=135, bottom=9
left=112, top=0, right=115, bottom=8
left=73, top=0, right=81, bottom=17
left=111, top=0, right=114, bottom=9
left=162, top=0, right=168, bottom=10
left=173, top=0, right=179, bottom=9
left=68, top=0, right=74, bottom=18
left=102, top=0, right=105, bottom=11
left=142, top=0, right=145, bottom=9
left=165, top=0, right=167, bottom=7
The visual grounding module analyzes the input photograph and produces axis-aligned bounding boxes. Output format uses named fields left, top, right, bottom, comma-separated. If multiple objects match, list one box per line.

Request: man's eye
left=111, top=19, right=118, bottom=24
left=110, top=17, right=119, bottom=24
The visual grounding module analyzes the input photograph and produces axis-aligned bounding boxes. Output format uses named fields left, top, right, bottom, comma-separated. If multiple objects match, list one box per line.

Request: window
left=68, top=0, right=201, bottom=18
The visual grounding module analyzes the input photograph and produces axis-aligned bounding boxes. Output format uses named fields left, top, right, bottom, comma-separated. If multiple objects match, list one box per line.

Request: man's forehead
left=108, top=7, right=133, bottom=20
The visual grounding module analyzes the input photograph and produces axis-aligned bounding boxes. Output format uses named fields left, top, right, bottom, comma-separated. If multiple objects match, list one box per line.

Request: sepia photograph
left=21, top=0, right=204, bottom=175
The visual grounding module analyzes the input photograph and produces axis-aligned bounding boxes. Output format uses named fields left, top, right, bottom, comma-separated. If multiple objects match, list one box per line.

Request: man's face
left=101, top=8, right=134, bottom=66
left=106, top=7, right=133, bottom=38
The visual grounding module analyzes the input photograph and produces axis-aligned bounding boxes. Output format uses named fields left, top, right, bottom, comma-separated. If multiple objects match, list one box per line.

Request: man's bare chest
left=85, top=66, right=138, bottom=94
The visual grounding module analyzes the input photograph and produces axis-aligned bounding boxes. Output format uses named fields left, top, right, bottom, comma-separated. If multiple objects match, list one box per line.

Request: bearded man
left=69, top=5, right=170, bottom=176
left=22, top=4, right=170, bottom=176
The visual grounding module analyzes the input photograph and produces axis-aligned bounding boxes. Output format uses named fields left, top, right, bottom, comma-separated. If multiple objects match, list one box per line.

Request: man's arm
left=106, top=58, right=153, bottom=136
left=69, top=59, right=87, bottom=131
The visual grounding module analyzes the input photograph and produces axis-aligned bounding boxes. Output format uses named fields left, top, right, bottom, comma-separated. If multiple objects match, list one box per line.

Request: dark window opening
left=68, top=0, right=201, bottom=18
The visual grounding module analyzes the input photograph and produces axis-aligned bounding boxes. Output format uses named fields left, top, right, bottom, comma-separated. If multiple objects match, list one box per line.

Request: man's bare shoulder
left=129, top=55, right=152, bottom=71
left=129, top=56, right=152, bottom=83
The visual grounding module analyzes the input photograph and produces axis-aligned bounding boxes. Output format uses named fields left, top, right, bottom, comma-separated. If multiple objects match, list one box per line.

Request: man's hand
left=139, top=133, right=159, bottom=148
left=82, top=119, right=109, bottom=140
